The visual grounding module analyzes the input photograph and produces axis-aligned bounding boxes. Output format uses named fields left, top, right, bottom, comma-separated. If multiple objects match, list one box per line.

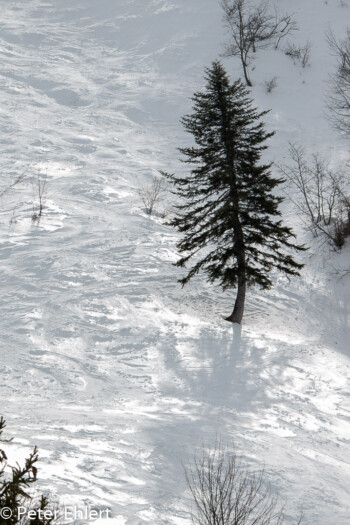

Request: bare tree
left=327, top=28, right=350, bottom=137
left=334, top=185, right=350, bottom=246
left=278, top=144, right=350, bottom=248
left=221, top=0, right=297, bottom=86
left=185, top=443, right=301, bottom=525
left=138, top=175, right=168, bottom=216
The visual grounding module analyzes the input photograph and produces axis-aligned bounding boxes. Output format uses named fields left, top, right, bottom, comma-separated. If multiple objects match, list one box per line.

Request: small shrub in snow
left=284, top=41, right=312, bottom=68
left=32, top=173, right=48, bottom=222
left=138, top=175, right=168, bottom=216
left=264, top=76, right=278, bottom=93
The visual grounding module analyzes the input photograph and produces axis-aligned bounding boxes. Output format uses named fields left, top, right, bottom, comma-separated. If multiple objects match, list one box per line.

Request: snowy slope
left=0, top=0, right=350, bottom=524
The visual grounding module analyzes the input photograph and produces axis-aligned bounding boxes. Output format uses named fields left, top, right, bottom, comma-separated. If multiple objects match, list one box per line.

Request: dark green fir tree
left=165, top=61, right=305, bottom=324
left=0, top=417, right=57, bottom=525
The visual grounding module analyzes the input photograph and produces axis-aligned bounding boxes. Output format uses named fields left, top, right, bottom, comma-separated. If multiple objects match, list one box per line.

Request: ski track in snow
left=0, top=1, right=350, bottom=524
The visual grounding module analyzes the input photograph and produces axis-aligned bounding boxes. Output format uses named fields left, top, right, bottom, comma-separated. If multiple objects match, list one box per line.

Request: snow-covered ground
left=1, top=0, right=350, bottom=523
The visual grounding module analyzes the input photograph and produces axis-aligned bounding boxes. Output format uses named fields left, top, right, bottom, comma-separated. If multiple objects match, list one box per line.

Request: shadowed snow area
left=1, top=0, right=350, bottom=524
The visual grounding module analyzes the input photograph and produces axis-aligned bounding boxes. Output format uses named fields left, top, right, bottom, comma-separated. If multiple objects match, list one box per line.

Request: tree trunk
left=219, top=84, right=248, bottom=324
left=225, top=277, right=246, bottom=324
left=242, top=60, right=252, bottom=87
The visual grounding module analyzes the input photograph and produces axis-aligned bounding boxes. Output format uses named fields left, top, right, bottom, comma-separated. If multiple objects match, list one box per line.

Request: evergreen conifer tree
left=0, top=417, right=56, bottom=525
left=165, top=61, right=305, bottom=324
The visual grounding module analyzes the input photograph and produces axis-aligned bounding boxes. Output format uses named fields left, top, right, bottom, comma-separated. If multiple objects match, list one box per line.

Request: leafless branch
left=0, top=166, right=29, bottom=198
left=278, top=144, right=350, bottom=248
left=284, top=41, right=312, bottom=68
left=185, top=442, right=302, bottom=525
left=327, top=28, right=350, bottom=137
left=221, top=0, right=297, bottom=86
left=32, top=173, right=48, bottom=221
left=138, top=175, right=168, bottom=216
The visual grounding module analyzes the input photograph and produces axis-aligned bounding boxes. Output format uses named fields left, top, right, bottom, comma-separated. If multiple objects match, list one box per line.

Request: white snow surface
left=1, top=0, right=350, bottom=523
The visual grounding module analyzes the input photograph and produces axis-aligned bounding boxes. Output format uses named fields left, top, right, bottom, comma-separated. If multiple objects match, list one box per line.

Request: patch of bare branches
left=185, top=442, right=302, bottom=525
left=138, top=174, right=170, bottom=217
left=0, top=166, right=28, bottom=198
left=32, top=173, right=48, bottom=222
left=284, top=41, right=312, bottom=68
left=221, top=0, right=297, bottom=86
left=327, top=28, right=350, bottom=137
left=264, top=76, right=278, bottom=93
left=278, top=144, right=350, bottom=248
